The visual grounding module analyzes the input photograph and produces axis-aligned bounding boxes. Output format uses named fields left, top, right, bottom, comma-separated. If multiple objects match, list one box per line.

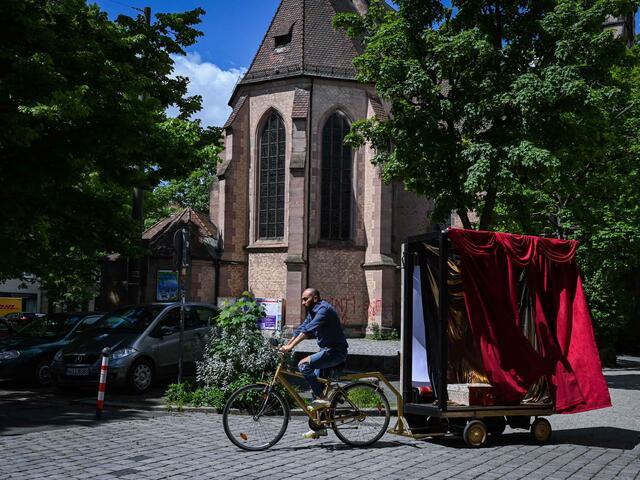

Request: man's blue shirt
left=294, top=300, right=348, bottom=351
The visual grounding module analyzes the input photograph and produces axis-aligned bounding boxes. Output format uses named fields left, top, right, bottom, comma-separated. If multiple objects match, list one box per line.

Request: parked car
left=0, top=312, right=105, bottom=386
left=0, top=317, right=14, bottom=339
left=51, top=303, right=219, bottom=394
left=4, top=312, right=46, bottom=329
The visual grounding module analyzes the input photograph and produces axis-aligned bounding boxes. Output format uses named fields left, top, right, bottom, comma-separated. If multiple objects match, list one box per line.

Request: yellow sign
left=0, top=297, right=22, bottom=317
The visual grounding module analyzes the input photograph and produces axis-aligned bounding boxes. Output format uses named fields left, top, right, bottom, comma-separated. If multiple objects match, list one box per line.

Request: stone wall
left=248, top=251, right=288, bottom=299
left=308, top=247, right=368, bottom=336
left=392, top=184, right=435, bottom=255
left=189, top=260, right=215, bottom=303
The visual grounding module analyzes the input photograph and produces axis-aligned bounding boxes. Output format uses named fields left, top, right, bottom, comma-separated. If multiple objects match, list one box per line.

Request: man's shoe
left=303, top=429, right=328, bottom=439
left=309, top=398, right=331, bottom=410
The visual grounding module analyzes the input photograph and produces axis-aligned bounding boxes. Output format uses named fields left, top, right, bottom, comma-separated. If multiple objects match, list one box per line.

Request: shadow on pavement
left=419, top=426, right=640, bottom=450
left=275, top=440, right=413, bottom=452
left=550, top=427, right=640, bottom=450
left=0, top=380, right=167, bottom=436
left=0, top=403, right=164, bottom=436
left=604, top=373, right=640, bottom=390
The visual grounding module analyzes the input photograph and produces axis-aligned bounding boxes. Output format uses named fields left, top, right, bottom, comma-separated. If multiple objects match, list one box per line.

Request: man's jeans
left=298, top=348, right=347, bottom=398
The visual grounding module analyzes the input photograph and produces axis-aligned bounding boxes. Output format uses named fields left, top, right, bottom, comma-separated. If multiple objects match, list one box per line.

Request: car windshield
left=86, top=306, right=165, bottom=334
left=16, top=314, right=84, bottom=339
left=70, top=314, right=106, bottom=337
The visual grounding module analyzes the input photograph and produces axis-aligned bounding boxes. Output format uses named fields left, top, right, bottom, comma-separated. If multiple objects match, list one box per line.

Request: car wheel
left=128, top=358, right=154, bottom=394
left=34, top=360, right=53, bottom=387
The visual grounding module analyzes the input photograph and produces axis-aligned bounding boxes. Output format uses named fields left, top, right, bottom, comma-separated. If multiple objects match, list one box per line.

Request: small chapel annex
left=210, top=0, right=433, bottom=336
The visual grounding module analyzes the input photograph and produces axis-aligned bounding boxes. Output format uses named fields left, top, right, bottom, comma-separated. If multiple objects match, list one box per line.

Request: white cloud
left=168, top=52, right=246, bottom=128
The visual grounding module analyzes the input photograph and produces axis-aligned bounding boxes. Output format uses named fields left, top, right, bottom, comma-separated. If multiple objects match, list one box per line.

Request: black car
left=0, top=312, right=105, bottom=386
left=0, top=317, right=14, bottom=339
left=4, top=312, right=45, bottom=330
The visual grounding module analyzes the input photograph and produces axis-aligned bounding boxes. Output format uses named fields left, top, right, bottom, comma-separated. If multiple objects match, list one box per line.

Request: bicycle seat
left=319, top=361, right=346, bottom=381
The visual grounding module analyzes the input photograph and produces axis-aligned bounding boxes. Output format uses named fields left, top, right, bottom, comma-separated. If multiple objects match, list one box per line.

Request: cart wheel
left=463, top=420, right=488, bottom=448
left=530, top=417, right=552, bottom=444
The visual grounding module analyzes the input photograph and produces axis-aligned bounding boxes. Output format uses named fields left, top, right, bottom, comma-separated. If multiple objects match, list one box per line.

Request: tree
left=335, top=0, right=638, bottom=230
left=0, top=0, right=221, bottom=305
left=335, top=0, right=640, bottom=348
left=145, top=132, right=222, bottom=229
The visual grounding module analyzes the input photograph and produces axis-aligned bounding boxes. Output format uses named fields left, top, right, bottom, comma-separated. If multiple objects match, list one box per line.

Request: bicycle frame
left=265, top=356, right=408, bottom=434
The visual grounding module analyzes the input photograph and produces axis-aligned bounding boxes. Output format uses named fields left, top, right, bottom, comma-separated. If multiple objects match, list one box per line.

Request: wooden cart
left=389, top=230, right=555, bottom=447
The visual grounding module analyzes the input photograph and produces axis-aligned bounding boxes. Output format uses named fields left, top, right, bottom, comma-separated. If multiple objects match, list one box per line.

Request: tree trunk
left=479, top=187, right=497, bottom=231
left=456, top=209, right=472, bottom=230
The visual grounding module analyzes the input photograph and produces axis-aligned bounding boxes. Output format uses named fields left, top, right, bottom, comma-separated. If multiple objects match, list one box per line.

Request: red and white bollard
left=95, top=347, right=111, bottom=420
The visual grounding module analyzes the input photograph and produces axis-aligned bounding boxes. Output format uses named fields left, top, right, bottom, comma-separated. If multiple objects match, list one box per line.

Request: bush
left=164, top=373, right=256, bottom=410
left=368, top=323, right=400, bottom=341
left=163, top=293, right=284, bottom=409
left=163, top=293, right=305, bottom=410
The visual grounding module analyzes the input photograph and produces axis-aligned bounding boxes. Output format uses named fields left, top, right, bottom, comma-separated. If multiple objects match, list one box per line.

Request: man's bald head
left=301, top=288, right=321, bottom=310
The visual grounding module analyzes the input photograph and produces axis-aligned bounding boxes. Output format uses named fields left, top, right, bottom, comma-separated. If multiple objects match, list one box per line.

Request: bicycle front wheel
left=222, top=383, right=289, bottom=451
left=330, top=381, right=391, bottom=447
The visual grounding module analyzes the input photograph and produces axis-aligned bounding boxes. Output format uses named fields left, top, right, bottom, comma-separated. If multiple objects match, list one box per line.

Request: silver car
left=51, top=303, right=218, bottom=393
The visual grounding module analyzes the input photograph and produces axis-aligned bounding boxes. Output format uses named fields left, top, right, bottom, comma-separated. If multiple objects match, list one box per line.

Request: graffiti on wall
left=325, top=295, right=384, bottom=326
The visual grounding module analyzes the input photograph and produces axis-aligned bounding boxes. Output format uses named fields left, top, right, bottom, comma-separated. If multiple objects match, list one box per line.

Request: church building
left=210, top=0, right=433, bottom=335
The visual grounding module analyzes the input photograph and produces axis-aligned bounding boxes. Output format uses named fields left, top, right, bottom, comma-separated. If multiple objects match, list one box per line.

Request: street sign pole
left=173, top=227, right=190, bottom=385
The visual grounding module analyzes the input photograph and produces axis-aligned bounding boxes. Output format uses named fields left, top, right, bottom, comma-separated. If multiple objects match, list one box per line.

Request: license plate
left=66, top=367, right=89, bottom=376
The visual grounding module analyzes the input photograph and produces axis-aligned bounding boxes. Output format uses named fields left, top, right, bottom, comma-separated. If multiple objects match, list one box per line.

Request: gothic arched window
left=258, top=112, right=286, bottom=239
left=320, top=112, right=352, bottom=240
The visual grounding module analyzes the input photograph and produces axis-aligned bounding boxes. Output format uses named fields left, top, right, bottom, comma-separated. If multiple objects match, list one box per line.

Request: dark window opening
left=259, top=112, right=286, bottom=239
left=274, top=31, right=292, bottom=50
left=321, top=112, right=352, bottom=241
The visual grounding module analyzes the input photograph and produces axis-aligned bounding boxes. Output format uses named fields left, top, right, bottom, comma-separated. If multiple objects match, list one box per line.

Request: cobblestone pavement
left=3, top=363, right=639, bottom=480
left=298, top=338, right=399, bottom=356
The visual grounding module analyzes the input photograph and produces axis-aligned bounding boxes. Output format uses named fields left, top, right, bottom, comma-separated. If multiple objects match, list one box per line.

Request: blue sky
left=94, top=0, right=640, bottom=127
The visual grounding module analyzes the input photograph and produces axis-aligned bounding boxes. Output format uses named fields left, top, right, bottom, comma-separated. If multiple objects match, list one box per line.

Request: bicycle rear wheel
left=222, top=383, right=289, bottom=451
left=329, top=381, right=390, bottom=447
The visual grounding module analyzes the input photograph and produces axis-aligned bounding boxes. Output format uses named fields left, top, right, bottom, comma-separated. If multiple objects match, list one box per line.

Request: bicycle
left=222, top=349, right=395, bottom=451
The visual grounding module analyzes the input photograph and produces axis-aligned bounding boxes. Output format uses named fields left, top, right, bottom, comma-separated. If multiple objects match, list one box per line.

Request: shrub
left=197, top=293, right=275, bottom=387
left=368, top=323, right=400, bottom=341
left=164, top=293, right=305, bottom=410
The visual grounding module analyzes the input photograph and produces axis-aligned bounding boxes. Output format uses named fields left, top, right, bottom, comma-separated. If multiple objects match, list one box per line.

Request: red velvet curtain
left=448, top=228, right=611, bottom=413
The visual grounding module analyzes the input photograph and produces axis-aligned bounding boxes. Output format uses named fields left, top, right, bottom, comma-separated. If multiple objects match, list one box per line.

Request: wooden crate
left=447, top=383, right=500, bottom=406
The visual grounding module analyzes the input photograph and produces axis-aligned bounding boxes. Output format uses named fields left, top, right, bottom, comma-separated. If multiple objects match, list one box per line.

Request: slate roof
left=223, top=95, right=247, bottom=129
left=368, top=95, right=388, bottom=121
left=236, top=0, right=368, bottom=91
left=143, top=208, right=219, bottom=259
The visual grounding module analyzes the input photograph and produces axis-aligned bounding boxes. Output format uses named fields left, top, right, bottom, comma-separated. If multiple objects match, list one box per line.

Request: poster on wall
left=256, top=298, right=284, bottom=331
left=156, top=270, right=179, bottom=301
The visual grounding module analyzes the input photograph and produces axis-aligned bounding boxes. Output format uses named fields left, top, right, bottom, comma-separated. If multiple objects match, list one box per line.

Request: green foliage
left=0, top=0, right=221, bottom=306
left=368, top=324, right=400, bottom=341
left=145, top=131, right=223, bottom=228
left=164, top=375, right=253, bottom=410
left=336, top=0, right=640, bottom=349
left=165, top=294, right=293, bottom=409
left=335, top=0, right=638, bottom=230
left=196, top=293, right=279, bottom=388
left=215, top=292, right=267, bottom=332
left=346, top=385, right=384, bottom=408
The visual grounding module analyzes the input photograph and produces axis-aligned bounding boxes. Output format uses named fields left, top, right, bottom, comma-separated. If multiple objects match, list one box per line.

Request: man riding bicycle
left=279, top=287, right=349, bottom=439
